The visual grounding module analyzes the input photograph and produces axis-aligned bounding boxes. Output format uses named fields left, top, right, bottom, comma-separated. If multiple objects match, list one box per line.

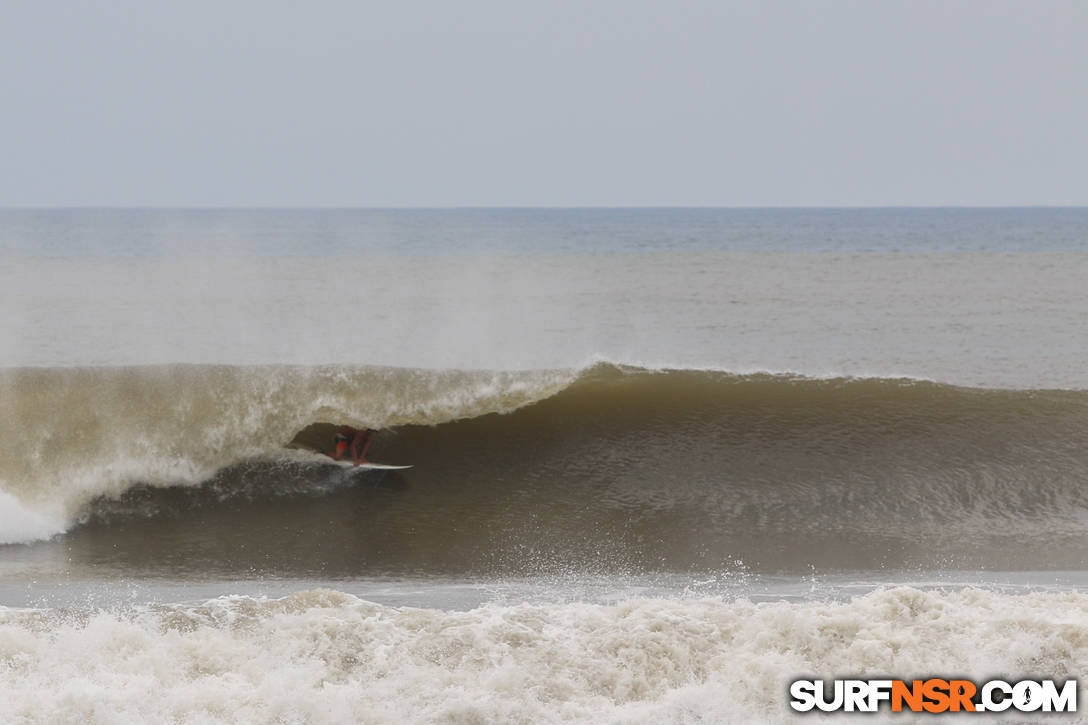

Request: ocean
left=2, top=207, right=1088, bottom=722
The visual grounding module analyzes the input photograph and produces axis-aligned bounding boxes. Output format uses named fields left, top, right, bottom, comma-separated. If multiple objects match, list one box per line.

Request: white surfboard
left=283, top=448, right=412, bottom=470
left=329, top=459, right=413, bottom=471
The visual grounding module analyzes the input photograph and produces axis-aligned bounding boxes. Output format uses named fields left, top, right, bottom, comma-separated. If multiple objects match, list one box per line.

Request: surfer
left=330, top=425, right=374, bottom=466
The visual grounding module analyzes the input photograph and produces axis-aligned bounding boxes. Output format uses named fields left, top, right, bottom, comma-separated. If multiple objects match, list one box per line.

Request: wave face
left=4, top=363, right=1088, bottom=573
left=1, top=586, right=1086, bottom=724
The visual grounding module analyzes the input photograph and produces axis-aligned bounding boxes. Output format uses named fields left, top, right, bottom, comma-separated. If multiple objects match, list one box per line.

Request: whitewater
left=4, top=587, right=1088, bottom=724
left=3, top=208, right=1088, bottom=723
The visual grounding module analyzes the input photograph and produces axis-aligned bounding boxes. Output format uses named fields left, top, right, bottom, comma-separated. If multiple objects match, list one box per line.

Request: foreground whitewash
left=1, top=586, right=1085, bottom=724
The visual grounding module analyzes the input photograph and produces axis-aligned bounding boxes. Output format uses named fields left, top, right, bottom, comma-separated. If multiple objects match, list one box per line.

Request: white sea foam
left=0, top=586, right=1084, bottom=724
left=0, top=489, right=65, bottom=544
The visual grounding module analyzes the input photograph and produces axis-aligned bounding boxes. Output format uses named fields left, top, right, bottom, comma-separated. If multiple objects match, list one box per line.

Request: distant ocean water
left=2, top=208, right=1088, bottom=723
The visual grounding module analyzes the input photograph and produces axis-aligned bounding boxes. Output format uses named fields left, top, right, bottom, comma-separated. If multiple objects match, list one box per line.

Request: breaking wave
left=2, top=363, right=1088, bottom=573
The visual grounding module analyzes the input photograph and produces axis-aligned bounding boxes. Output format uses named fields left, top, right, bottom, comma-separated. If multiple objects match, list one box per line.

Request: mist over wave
left=7, top=249, right=1088, bottom=390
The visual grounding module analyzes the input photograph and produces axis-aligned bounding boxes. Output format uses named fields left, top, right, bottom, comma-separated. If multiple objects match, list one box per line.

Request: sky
left=1, top=0, right=1085, bottom=207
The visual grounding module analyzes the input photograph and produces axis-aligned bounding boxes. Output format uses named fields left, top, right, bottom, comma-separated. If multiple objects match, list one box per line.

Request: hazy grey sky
left=2, top=0, right=1085, bottom=206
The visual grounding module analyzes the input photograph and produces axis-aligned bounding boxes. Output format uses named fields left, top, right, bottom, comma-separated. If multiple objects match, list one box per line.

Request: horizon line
left=2, top=204, right=1087, bottom=211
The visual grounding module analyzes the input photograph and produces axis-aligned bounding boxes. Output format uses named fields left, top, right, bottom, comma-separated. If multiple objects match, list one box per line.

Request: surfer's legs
left=352, top=429, right=374, bottom=464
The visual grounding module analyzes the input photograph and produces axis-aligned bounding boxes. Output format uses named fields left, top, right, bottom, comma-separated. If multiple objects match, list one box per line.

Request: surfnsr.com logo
left=789, top=679, right=1077, bottom=714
